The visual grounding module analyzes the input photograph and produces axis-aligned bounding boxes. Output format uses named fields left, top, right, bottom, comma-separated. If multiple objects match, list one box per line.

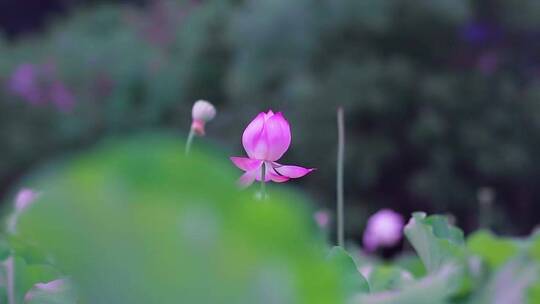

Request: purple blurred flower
left=8, top=64, right=43, bottom=104
left=314, top=210, right=330, bottom=229
left=477, top=51, right=499, bottom=75
left=7, top=63, right=76, bottom=112
left=50, top=81, right=76, bottom=112
left=461, top=22, right=502, bottom=44
left=363, top=209, right=404, bottom=252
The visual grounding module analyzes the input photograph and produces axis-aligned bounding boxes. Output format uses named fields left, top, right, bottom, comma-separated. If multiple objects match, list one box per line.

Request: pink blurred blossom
left=7, top=62, right=76, bottom=112
left=314, top=210, right=330, bottom=229
left=363, top=209, right=404, bottom=252
left=230, top=110, right=314, bottom=187
left=8, top=188, right=38, bottom=233
left=50, top=81, right=76, bottom=112
left=15, top=188, right=38, bottom=213
left=8, top=64, right=43, bottom=104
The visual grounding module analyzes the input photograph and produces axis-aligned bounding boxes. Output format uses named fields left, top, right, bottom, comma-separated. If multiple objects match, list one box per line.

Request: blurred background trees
left=1, top=0, right=540, bottom=241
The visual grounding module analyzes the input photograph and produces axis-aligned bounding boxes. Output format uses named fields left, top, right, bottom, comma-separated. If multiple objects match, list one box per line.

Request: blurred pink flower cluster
left=7, top=62, right=75, bottom=112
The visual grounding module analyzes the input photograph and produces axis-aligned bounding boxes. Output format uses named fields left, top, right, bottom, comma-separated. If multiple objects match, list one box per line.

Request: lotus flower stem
left=478, top=187, right=495, bottom=229
left=185, top=129, right=195, bottom=155
left=4, top=256, right=15, bottom=304
left=337, top=107, right=345, bottom=247
left=260, top=162, right=266, bottom=199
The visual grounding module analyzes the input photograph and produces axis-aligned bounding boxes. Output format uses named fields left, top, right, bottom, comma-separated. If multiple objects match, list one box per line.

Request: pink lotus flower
left=230, top=110, right=314, bottom=187
left=363, top=209, right=404, bottom=252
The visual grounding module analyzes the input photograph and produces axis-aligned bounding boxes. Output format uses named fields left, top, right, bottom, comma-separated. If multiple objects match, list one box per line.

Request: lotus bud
left=191, top=100, right=216, bottom=136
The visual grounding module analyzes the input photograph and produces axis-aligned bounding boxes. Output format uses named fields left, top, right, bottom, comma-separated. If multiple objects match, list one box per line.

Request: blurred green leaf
left=404, top=212, right=464, bottom=273
left=367, top=265, right=414, bottom=292
left=467, top=230, right=519, bottom=269
left=351, top=264, right=458, bottom=304
left=528, top=282, right=540, bottom=304
left=327, top=246, right=370, bottom=296
left=393, top=253, right=426, bottom=279
left=470, top=256, right=538, bottom=304
left=25, top=279, right=77, bottom=304
left=14, top=257, right=61, bottom=303
left=529, top=232, right=540, bottom=262
left=17, top=135, right=345, bottom=304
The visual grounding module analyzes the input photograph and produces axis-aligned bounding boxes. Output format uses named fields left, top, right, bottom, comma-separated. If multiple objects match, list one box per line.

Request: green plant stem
left=5, top=256, right=15, bottom=304
left=260, top=163, right=266, bottom=200
left=478, top=188, right=494, bottom=229
left=185, top=129, right=195, bottom=155
left=337, top=107, right=345, bottom=247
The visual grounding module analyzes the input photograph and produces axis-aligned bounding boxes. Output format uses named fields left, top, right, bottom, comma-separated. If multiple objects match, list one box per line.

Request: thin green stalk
left=5, top=256, right=15, bottom=304
left=185, top=129, right=195, bottom=155
left=260, top=163, right=266, bottom=200
left=478, top=187, right=495, bottom=229
left=337, top=107, right=345, bottom=247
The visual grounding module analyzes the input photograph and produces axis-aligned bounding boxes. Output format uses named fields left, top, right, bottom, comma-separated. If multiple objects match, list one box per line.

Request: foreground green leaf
left=404, top=212, right=464, bottom=273
left=351, top=264, right=459, bottom=304
left=467, top=230, right=519, bottom=269
left=366, top=265, right=414, bottom=292
left=470, top=256, right=538, bottom=304
left=17, top=135, right=347, bottom=304
left=327, top=246, right=370, bottom=296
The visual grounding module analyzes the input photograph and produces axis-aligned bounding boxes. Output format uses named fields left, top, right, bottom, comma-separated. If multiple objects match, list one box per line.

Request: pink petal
left=230, top=157, right=262, bottom=172
left=266, top=164, right=290, bottom=183
left=314, top=210, right=330, bottom=228
left=272, top=163, right=314, bottom=178
left=242, top=112, right=267, bottom=160
left=363, top=231, right=378, bottom=252
left=264, top=110, right=275, bottom=120
left=267, top=172, right=289, bottom=183
left=238, top=170, right=258, bottom=188
left=15, top=188, right=38, bottom=212
left=264, top=112, right=291, bottom=161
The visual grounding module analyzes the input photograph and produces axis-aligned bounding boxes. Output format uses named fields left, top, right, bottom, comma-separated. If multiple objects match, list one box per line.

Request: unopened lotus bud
left=191, top=100, right=216, bottom=136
